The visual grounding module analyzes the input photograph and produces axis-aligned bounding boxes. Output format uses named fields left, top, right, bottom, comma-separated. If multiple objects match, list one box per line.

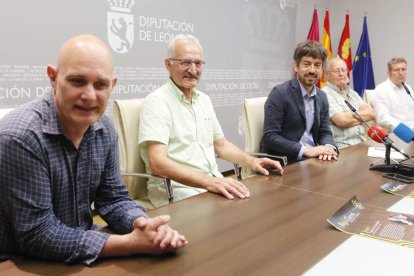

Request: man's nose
left=187, top=62, right=197, bottom=73
left=81, top=84, right=97, bottom=101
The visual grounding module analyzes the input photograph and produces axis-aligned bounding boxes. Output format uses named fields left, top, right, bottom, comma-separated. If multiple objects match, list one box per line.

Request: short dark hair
left=293, top=40, right=327, bottom=65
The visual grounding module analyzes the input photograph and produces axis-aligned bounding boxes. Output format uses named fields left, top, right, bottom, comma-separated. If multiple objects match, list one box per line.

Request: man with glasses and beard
left=261, top=41, right=338, bottom=164
left=138, top=34, right=284, bottom=208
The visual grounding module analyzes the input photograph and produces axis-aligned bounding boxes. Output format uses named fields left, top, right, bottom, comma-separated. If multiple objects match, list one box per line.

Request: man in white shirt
left=372, top=57, right=414, bottom=130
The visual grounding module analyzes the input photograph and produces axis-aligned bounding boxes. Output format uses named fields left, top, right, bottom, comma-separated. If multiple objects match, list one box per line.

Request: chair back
left=0, top=108, right=15, bottom=119
left=242, top=97, right=267, bottom=153
left=363, top=89, right=376, bottom=108
left=112, top=99, right=152, bottom=207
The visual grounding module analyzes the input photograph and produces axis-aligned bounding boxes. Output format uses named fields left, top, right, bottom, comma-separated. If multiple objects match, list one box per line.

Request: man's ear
left=165, top=58, right=173, bottom=74
left=293, top=63, right=299, bottom=74
left=47, top=65, right=57, bottom=92
left=111, top=76, right=118, bottom=88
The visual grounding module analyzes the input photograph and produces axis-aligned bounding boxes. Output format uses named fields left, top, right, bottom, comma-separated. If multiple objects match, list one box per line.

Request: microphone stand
left=402, top=82, right=414, bottom=103
left=344, top=100, right=414, bottom=176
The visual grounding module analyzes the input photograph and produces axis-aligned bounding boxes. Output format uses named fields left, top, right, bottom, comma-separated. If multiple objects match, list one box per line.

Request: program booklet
left=328, top=196, right=414, bottom=247
left=381, top=182, right=414, bottom=197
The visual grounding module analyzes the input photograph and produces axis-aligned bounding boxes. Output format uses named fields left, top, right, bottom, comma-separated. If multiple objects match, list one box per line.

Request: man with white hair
left=322, top=57, right=376, bottom=148
left=139, top=34, right=284, bottom=207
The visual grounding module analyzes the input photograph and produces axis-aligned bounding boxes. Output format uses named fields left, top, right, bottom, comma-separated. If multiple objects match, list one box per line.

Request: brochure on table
left=381, top=182, right=414, bottom=197
left=327, top=195, right=414, bottom=247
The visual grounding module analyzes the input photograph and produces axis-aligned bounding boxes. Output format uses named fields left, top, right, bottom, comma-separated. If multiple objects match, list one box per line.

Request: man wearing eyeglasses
left=138, top=34, right=284, bottom=208
left=322, top=57, right=376, bottom=149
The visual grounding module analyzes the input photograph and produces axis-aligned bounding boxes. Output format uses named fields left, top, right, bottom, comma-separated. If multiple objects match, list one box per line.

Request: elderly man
left=373, top=57, right=414, bottom=130
left=261, top=41, right=338, bottom=163
left=139, top=34, right=284, bottom=208
left=322, top=57, right=376, bottom=148
left=0, top=35, right=187, bottom=265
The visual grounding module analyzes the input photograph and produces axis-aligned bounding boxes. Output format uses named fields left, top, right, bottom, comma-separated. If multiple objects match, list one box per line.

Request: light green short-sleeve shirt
left=322, top=81, right=367, bottom=149
left=139, top=79, right=225, bottom=207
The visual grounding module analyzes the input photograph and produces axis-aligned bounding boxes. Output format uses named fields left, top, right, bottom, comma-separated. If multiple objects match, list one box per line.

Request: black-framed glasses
left=169, top=58, right=205, bottom=68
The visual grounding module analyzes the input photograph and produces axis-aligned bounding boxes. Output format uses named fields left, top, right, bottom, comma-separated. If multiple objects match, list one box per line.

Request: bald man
left=0, top=34, right=187, bottom=265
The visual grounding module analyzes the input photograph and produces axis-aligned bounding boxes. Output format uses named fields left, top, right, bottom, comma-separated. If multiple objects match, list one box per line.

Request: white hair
left=166, top=34, right=203, bottom=59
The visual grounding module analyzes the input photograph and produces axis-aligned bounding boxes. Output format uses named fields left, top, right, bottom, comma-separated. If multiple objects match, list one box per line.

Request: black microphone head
left=344, top=100, right=356, bottom=112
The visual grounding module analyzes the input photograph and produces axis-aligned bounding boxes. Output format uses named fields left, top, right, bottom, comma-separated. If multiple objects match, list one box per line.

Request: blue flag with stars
left=352, top=16, right=375, bottom=97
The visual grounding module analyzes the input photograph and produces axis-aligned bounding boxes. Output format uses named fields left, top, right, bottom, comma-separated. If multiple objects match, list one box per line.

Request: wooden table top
left=1, top=141, right=412, bottom=275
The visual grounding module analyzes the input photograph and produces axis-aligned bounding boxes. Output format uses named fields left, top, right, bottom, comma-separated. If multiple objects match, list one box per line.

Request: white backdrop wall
left=0, top=0, right=297, bottom=171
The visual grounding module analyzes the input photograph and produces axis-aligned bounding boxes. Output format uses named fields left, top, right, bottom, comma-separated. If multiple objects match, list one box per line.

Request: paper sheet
left=305, top=198, right=414, bottom=275
left=367, top=146, right=406, bottom=160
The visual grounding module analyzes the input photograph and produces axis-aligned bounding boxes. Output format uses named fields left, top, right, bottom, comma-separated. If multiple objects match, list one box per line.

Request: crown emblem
left=107, top=0, right=135, bottom=13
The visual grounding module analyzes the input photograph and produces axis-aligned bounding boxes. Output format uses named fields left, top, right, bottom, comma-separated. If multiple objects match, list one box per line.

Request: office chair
left=112, top=99, right=173, bottom=209
left=0, top=108, right=15, bottom=119
left=237, top=97, right=287, bottom=179
left=363, top=89, right=376, bottom=108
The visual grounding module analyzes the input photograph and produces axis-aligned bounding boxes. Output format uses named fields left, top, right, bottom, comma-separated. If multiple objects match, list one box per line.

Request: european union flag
left=352, top=16, right=375, bottom=97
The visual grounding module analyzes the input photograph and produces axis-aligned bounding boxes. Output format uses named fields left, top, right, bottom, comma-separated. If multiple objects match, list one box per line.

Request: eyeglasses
left=328, top=68, right=349, bottom=75
left=169, top=58, right=205, bottom=68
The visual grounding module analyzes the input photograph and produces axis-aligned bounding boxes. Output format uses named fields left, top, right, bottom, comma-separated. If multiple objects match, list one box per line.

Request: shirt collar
left=167, top=77, right=200, bottom=103
left=387, top=78, right=402, bottom=89
left=325, top=81, right=351, bottom=95
left=298, top=78, right=316, bottom=99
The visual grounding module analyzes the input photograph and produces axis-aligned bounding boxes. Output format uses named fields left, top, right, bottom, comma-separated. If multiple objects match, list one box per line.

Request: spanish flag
left=337, top=12, right=352, bottom=77
left=320, top=8, right=332, bottom=87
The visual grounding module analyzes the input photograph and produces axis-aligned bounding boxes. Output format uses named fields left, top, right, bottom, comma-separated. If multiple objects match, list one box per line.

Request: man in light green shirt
left=322, top=58, right=376, bottom=149
left=139, top=34, right=284, bottom=207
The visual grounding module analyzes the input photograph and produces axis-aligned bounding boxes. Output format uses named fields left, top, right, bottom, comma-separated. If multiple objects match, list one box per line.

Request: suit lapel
left=291, top=79, right=306, bottom=121
left=311, top=91, right=320, bottom=140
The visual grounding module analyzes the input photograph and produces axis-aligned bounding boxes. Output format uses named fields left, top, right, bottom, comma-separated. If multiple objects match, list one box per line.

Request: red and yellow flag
left=338, top=12, right=352, bottom=76
left=320, top=8, right=332, bottom=87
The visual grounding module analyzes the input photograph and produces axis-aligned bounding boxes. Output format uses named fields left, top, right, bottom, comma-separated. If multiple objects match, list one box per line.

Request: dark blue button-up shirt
left=0, top=93, right=146, bottom=264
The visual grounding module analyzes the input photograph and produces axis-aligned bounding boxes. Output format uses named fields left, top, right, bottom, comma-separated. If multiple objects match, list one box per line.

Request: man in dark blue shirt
left=0, top=34, right=187, bottom=265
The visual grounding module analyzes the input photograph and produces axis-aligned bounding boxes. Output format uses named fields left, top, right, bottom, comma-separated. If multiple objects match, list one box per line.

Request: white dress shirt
left=372, top=78, right=414, bottom=130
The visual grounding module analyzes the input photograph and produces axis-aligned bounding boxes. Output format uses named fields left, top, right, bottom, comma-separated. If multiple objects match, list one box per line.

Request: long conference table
left=1, top=141, right=413, bottom=275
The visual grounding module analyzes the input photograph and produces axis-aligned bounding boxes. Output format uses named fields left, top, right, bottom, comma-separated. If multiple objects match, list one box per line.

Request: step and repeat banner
left=0, top=0, right=297, bottom=169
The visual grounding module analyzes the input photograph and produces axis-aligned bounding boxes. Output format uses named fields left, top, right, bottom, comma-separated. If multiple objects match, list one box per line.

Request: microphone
left=344, top=100, right=414, bottom=176
left=366, top=125, right=410, bottom=159
left=393, top=122, right=414, bottom=143
left=344, top=100, right=357, bottom=113
left=401, top=82, right=414, bottom=102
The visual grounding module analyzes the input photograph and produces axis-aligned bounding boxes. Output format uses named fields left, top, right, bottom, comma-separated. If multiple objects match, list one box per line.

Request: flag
left=352, top=16, right=375, bottom=97
left=338, top=12, right=352, bottom=77
left=320, top=8, right=332, bottom=87
left=302, top=7, right=319, bottom=82
left=307, top=7, right=319, bottom=41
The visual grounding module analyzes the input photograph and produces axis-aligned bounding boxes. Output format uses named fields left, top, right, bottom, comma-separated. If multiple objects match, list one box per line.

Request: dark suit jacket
left=260, top=78, right=337, bottom=163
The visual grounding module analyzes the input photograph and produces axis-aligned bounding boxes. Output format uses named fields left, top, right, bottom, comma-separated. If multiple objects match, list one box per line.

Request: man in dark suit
left=261, top=41, right=338, bottom=164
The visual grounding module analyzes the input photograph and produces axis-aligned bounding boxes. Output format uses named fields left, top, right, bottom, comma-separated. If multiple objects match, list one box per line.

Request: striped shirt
left=0, top=93, right=146, bottom=265
left=322, top=82, right=367, bottom=148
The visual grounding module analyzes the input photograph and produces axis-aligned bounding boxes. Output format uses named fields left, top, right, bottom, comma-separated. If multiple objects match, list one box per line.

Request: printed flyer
left=328, top=196, right=414, bottom=247
left=381, top=182, right=414, bottom=197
